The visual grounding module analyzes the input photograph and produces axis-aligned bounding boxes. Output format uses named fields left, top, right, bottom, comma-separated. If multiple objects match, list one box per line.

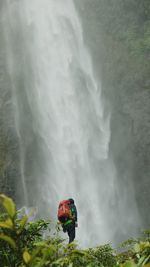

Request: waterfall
left=1, top=0, right=140, bottom=247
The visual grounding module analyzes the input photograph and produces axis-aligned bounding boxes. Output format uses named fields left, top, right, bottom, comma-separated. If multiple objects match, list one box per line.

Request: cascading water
left=1, top=0, right=141, bottom=247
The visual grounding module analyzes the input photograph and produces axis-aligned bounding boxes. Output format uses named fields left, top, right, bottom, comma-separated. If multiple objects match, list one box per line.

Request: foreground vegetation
left=0, top=194, right=150, bottom=267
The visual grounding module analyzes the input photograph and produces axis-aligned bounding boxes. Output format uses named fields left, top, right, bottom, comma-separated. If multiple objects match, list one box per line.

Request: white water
left=2, top=0, right=140, bottom=247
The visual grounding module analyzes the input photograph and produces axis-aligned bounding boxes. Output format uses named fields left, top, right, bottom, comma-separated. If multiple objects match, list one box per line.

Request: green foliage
left=0, top=194, right=50, bottom=266
left=0, top=194, right=16, bottom=218
left=0, top=194, right=150, bottom=267
left=117, top=232, right=150, bottom=267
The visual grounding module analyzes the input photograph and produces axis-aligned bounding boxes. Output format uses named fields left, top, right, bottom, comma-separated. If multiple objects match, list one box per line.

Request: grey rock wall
left=76, top=0, right=150, bottom=229
left=0, top=5, right=20, bottom=200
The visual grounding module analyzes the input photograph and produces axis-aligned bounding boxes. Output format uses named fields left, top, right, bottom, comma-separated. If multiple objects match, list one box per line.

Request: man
left=61, top=198, right=78, bottom=243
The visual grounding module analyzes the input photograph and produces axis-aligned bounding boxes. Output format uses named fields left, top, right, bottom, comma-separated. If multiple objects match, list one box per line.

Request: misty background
left=75, top=0, right=150, bottom=230
left=0, top=0, right=150, bottom=247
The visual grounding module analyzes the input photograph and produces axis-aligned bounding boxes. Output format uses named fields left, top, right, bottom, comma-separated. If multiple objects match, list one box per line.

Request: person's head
left=68, top=198, right=74, bottom=204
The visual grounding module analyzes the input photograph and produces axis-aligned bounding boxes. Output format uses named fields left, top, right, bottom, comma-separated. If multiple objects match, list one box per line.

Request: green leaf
left=72, top=249, right=86, bottom=256
left=0, top=218, right=13, bottom=229
left=16, top=215, right=29, bottom=235
left=137, top=255, right=146, bottom=266
left=34, top=241, right=49, bottom=247
left=0, top=194, right=16, bottom=218
left=23, top=251, right=31, bottom=264
left=142, top=255, right=150, bottom=266
left=20, top=215, right=28, bottom=227
left=134, top=243, right=141, bottom=253
left=123, top=260, right=137, bottom=267
left=0, top=233, right=16, bottom=249
left=19, top=208, right=37, bottom=229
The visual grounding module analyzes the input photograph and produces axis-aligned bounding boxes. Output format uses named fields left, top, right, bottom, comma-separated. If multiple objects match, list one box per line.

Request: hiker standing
left=58, top=198, right=78, bottom=243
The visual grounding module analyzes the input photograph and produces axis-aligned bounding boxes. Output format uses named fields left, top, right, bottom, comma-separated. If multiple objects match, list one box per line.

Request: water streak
left=2, top=0, right=140, bottom=247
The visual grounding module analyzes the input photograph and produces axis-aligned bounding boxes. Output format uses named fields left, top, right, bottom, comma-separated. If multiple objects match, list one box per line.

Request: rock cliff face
left=0, top=2, right=20, bottom=200
left=76, top=0, right=150, bottom=228
left=0, top=41, right=16, bottom=198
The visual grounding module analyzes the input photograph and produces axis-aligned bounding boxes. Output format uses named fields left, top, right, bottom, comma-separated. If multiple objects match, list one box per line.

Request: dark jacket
left=70, top=203, right=77, bottom=222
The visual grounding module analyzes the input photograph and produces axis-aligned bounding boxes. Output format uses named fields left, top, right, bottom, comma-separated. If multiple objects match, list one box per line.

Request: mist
left=0, top=0, right=149, bottom=247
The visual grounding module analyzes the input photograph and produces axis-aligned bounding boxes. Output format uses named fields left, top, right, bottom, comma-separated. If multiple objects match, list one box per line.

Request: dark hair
left=68, top=198, right=74, bottom=204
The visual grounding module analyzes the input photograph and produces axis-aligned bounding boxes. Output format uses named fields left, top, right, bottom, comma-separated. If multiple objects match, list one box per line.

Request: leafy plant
left=0, top=194, right=50, bottom=266
left=0, top=194, right=150, bottom=267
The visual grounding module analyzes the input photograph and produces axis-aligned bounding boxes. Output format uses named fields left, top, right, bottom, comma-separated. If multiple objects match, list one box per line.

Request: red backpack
left=57, top=200, right=71, bottom=222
